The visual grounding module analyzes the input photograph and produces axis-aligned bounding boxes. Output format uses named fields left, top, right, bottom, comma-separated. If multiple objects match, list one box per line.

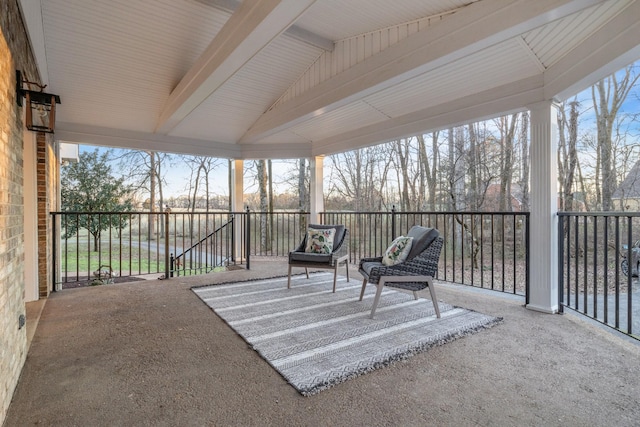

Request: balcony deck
left=7, top=261, right=640, bottom=426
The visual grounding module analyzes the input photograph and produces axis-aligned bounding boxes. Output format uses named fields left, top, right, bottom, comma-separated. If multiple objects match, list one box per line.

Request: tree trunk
left=417, top=132, right=439, bottom=210
left=558, top=105, right=567, bottom=210
left=268, top=159, right=274, bottom=250
left=447, top=128, right=456, bottom=211
left=417, top=136, right=426, bottom=210
left=256, top=160, right=269, bottom=251
left=430, top=132, right=439, bottom=210
left=148, top=151, right=156, bottom=240
left=157, top=155, right=165, bottom=237
left=467, top=123, right=479, bottom=211
left=190, top=163, right=202, bottom=237
left=499, top=114, right=516, bottom=212
left=228, top=159, right=233, bottom=213
left=394, top=139, right=411, bottom=211
left=592, top=67, right=640, bottom=211
left=565, top=101, right=579, bottom=211
left=596, top=80, right=614, bottom=210
left=298, top=159, right=307, bottom=233
left=519, top=112, right=529, bottom=211
left=576, top=160, right=590, bottom=212
left=204, top=163, right=210, bottom=213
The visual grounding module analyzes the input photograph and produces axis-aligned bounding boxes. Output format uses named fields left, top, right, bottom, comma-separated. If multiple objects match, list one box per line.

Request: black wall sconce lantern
left=16, top=70, right=61, bottom=133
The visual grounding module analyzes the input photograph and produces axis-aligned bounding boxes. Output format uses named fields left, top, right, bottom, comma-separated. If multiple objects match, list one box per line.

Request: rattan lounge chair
left=358, top=226, right=443, bottom=319
left=287, top=224, right=349, bottom=292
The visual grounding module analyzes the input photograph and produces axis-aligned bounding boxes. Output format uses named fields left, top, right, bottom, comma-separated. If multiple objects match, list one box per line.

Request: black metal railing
left=52, top=209, right=529, bottom=297
left=322, top=208, right=529, bottom=296
left=170, top=216, right=234, bottom=277
left=51, top=211, right=242, bottom=288
left=244, top=209, right=310, bottom=259
left=558, top=212, right=639, bottom=339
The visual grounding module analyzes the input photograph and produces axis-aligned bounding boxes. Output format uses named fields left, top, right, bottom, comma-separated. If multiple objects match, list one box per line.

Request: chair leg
left=345, top=260, right=350, bottom=282
left=332, top=264, right=338, bottom=293
left=304, top=267, right=309, bottom=279
left=287, top=264, right=293, bottom=289
left=370, top=279, right=385, bottom=319
left=425, top=277, right=441, bottom=318
left=359, top=278, right=367, bottom=301
left=413, top=291, right=419, bottom=300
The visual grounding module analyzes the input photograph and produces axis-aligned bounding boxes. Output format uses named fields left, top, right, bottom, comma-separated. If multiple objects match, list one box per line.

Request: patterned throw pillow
left=382, top=236, right=414, bottom=266
left=304, top=228, right=336, bottom=254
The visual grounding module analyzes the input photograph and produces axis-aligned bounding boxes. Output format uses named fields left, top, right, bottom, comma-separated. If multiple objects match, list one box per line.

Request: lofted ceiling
left=18, top=0, right=640, bottom=159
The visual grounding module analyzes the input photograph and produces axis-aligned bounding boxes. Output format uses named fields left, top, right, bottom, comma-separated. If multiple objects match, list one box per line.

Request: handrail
left=174, top=216, right=233, bottom=261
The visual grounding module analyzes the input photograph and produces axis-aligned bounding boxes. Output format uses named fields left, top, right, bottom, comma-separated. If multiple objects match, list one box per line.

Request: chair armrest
left=366, top=263, right=420, bottom=284
left=288, top=249, right=301, bottom=263
left=332, top=229, right=348, bottom=252
left=366, top=237, right=443, bottom=284
left=358, top=256, right=382, bottom=271
left=331, top=241, right=348, bottom=258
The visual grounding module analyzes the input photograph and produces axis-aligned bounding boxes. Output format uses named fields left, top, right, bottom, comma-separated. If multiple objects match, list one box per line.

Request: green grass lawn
left=60, top=240, right=165, bottom=276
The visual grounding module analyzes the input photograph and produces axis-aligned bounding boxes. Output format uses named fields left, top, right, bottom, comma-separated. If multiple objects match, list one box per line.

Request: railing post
left=391, top=205, right=397, bottom=240
left=556, top=214, right=563, bottom=313
left=51, top=212, right=57, bottom=292
left=164, top=210, right=170, bottom=279
left=245, top=206, right=251, bottom=270
left=627, top=217, right=633, bottom=335
left=230, top=214, right=235, bottom=263
left=170, top=253, right=175, bottom=278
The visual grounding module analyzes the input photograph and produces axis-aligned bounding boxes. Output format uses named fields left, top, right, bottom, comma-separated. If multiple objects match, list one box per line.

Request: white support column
left=527, top=100, right=559, bottom=313
left=309, top=156, right=324, bottom=224
left=230, top=159, right=244, bottom=261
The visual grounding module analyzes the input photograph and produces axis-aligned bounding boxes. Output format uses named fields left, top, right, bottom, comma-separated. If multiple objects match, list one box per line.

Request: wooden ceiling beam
left=155, top=0, right=317, bottom=134
left=197, top=0, right=334, bottom=51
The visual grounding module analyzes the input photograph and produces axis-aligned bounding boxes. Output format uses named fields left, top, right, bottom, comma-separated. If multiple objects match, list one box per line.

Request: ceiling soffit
left=270, top=8, right=458, bottom=109
left=264, top=0, right=634, bottom=147
left=239, top=0, right=607, bottom=146
left=29, top=0, right=640, bottom=159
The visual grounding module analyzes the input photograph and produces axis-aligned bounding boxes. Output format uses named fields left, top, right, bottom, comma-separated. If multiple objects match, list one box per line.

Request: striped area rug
left=193, top=272, right=501, bottom=396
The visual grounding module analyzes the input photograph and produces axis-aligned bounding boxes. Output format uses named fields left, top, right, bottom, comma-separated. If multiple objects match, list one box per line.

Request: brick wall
left=37, top=133, right=56, bottom=297
left=0, top=0, right=45, bottom=423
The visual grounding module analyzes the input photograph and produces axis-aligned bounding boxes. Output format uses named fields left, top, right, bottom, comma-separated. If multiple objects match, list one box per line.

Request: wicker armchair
left=287, top=224, right=350, bottom=292
left=359, top=226, right=443, bottom=319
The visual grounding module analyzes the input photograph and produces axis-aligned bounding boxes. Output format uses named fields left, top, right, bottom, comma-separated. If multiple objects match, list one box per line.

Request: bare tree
left=495, top=114, right=517, bottom=212
left=327, top=146, right=392, bottom=211
left=519, top=112, right=530, bottom=211
left=467, top=123, right=481, bottom=211
left=592, top=65, right=640, bottom=210
left=417, top=131, right=440, bottom=210
left=446, top=127, right=467, bottom=210
left=117, top=150, right=172, bottom=238
left=558, top=100, right=580, bottom=211
left=256, top=160, right=270, bottom=251
left=391, top=138, right=414, bottom=211
left=298, top=159, right=308, bottom=233
left=181, top=155, right=224, bottom=211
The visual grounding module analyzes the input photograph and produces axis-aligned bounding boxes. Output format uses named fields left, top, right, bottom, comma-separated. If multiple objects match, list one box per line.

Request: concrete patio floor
left=6, top=261, right=640, bottom=426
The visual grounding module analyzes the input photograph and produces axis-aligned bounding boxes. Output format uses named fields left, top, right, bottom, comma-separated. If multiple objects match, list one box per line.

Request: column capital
left=527, top=99, right=555, bottom=111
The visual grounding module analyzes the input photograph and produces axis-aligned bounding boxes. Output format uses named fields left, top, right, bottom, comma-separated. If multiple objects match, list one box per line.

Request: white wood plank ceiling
left=19, top=0, right=640, bottom=159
